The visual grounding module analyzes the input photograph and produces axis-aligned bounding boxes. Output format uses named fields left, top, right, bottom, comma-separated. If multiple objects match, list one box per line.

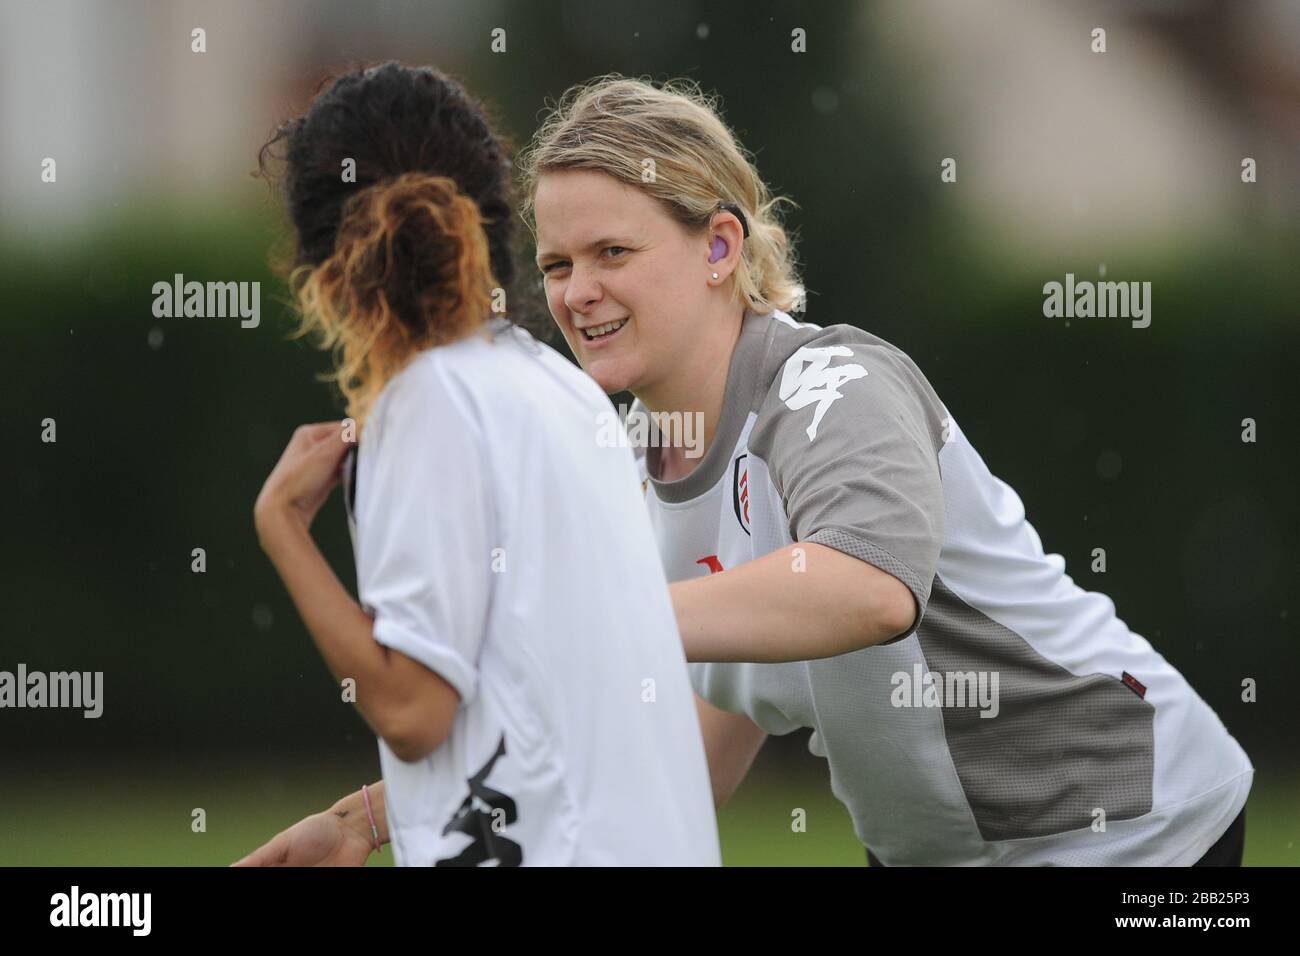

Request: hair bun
left=330, top=172, right=495, bottom=336
left=294, top=172, right=498, bottom=425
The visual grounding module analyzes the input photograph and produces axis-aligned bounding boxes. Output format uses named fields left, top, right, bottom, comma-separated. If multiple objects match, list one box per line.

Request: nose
left=562, top=263, right=602, bottom=317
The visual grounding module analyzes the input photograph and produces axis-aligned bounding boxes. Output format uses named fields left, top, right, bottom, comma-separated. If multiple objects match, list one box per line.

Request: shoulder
left=754, top=312, right=933, bottom=399
left=374, top=341, right=473, bottom=422
left=364, top=333, right=505, bottom=454
left=748, top=312, right=948, bottom=459
left=375, top=324, right=586, bottom=428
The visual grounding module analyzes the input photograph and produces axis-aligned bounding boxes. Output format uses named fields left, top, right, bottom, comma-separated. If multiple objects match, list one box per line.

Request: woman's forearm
left=257, top=504, right=431, bottom=749
left=256, top=504, right=461, bottom=763
left=670, top=542, right=916, bottom=663
left=255, top=508, right=404, bottom=734
left=331, top=780, right=390, bottom=848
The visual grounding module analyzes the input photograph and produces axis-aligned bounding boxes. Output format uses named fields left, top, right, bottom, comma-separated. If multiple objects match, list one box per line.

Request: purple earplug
left=709, top=235, right=728, bottom=263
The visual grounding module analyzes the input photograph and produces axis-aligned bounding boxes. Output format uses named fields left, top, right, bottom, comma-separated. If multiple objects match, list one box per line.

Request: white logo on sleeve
left=779, top=346, right=868, bottom=441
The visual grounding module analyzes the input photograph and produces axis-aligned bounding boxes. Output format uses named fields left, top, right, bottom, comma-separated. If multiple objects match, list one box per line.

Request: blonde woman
left=519, top=76, right=1253, bottom=866
left=235, top=64, right=718, bottom=867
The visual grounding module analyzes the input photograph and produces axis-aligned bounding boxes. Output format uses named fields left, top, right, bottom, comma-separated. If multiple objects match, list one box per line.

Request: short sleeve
left=749, top=331, right=946, bottom=622
left=353, top=356, right=493, bottom=705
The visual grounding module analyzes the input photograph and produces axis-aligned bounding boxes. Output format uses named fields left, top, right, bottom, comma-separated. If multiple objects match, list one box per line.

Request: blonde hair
left=519, top=75, right=802, bottom=315
left=290, top=172, right=496, bottom=427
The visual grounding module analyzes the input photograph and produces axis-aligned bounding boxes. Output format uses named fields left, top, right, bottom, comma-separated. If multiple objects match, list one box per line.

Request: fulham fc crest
left=732, top=454, right=751, bottom=535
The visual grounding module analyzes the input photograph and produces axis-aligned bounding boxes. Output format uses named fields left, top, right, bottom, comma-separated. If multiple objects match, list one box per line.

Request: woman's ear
left=706, top=212, right=745, bottom=281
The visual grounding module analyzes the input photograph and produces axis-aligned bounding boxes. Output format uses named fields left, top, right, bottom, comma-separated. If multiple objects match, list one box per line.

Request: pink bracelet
left=361, top=784, right=382, bottom=853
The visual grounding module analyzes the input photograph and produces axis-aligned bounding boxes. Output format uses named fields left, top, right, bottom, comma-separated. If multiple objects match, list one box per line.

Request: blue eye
left=603, top=246, right=628, bottom=259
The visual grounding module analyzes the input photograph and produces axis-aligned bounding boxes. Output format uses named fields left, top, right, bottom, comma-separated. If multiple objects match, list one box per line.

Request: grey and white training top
left=637, top=308, right=1252, bottom=866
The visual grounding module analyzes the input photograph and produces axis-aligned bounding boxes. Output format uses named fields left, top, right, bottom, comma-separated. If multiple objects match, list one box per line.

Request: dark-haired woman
left=234, top=63, right=719, bottom=867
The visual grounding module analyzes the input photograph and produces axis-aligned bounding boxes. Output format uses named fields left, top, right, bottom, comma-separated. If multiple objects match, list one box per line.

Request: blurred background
left=2, top=0, right=1296, bottom=866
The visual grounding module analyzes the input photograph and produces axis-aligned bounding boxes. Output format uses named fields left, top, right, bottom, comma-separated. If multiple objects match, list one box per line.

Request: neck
left=637, top=305, right=746, bottom=480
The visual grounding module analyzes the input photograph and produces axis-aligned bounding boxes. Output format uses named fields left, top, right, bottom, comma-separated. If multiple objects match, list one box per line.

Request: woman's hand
left=231, top=808, right=374, bottom=867
left=255, top=421, right=353, bottom=538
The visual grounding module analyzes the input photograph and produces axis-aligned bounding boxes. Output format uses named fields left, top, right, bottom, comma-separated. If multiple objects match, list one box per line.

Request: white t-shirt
left=639, top=309, right=1253, bottom=866
left=345, top=322, right=719, bottom=866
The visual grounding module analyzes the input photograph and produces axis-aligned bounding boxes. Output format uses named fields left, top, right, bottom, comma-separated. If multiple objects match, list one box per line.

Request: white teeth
left=584, top=318, right=627, bottom=339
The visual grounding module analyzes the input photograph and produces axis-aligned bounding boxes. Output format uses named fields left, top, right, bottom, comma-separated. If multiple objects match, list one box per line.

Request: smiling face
left=533, top=169, right=714, bottom=397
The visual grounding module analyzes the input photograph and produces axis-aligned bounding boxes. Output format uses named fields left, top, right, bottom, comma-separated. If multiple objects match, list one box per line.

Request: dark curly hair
left=259, top=62, right=537, bottom=425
